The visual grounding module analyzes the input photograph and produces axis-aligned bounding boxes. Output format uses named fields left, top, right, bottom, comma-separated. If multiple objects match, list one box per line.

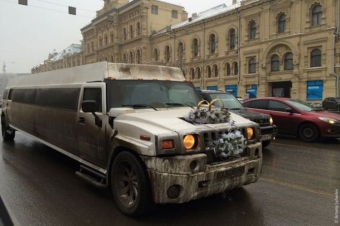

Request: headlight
left=269, top=117, right=273, bottom=125
left=246, top=127, right=254, bottom=140
left=183, top=134, right=196, bottom=150
left=319, top=117, right=340, bottom=124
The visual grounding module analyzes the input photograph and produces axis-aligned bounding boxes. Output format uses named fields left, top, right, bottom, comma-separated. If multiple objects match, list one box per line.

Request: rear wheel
left=1, top=116, right=15, bottom=141
left=110, top=151, right=154, bottom=217
left=299, top=123, right=319, bottom=142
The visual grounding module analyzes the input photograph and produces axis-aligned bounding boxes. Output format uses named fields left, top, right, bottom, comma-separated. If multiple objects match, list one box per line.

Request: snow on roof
left=153, top=2, right=242, bottom=36
left=51, top=44, right=82, bottom=61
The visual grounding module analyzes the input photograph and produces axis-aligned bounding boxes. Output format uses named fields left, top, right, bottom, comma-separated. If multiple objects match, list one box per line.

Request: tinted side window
left=12, top=89, right=37, bottom=104
left=248, top=100, right=267, bottom=109
left=268, top=100, right=289, bottom=112
left=36, top=88, right=80, bottom=111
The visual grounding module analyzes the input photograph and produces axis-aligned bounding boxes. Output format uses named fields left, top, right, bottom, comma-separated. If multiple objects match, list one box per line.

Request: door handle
left=79, top=117, right=85, bottom=123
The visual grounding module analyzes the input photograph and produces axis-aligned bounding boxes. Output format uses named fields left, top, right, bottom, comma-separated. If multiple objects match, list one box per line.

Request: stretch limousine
left=1, top=62, right=262, bottom=216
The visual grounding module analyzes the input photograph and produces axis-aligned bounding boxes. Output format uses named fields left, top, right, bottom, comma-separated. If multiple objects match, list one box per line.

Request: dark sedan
left=243, top=97, right=340, bottom=142
left=322, top=97, right=340, bottom=111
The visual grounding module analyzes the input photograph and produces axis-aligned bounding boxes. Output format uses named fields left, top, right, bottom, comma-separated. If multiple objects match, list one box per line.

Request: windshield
left=208, top=93, right=244, bottom=110
left=106, top=80, right=200, bottom=109
left=286, top=99, right=322, bottom=112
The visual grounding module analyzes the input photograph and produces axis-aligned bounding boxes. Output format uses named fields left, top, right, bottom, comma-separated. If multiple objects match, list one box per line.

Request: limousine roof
left=6, top=62, right=185, bottom=87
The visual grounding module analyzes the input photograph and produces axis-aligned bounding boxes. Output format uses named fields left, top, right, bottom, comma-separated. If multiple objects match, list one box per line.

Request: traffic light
left=18, top=0, right=27, bottom=5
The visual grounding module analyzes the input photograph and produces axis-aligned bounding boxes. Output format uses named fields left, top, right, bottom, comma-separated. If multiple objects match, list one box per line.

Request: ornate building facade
left=32, top=0, right=340, bottom=102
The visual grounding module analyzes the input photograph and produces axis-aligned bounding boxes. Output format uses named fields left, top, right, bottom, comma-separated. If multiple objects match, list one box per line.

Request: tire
left=1, top=116, right=15, bottom=141
left=262, top=140, right=271, bottom=148
left=298, top=123, right=319, bottom=142
left=110, top=151, right=154, bottom=217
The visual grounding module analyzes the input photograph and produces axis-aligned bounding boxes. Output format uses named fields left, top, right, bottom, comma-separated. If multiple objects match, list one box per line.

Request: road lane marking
left=260, top=178, right=334, bottom=198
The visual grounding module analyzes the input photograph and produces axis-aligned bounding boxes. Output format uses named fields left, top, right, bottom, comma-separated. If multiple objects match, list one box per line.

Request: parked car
left=322, top=97, right=340, bottom=111
left=243, top=97, right=340, bottom=142
left=198, top=90, right=277, bottom=147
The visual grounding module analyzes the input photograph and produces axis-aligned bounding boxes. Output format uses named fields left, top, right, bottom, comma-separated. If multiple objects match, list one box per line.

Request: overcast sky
left=0, top=0, right=233, bottom=73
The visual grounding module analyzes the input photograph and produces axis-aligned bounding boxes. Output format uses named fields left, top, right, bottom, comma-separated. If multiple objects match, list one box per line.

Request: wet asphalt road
left=0, top=133, right=339, bottom=226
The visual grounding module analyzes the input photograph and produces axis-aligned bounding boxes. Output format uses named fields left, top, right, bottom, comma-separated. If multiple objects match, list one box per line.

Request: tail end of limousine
left=0, top=61, right=263, bottom=217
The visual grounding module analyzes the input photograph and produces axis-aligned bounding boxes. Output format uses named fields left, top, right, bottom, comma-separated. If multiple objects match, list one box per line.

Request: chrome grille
left=251, top=118, right=270, bottom=127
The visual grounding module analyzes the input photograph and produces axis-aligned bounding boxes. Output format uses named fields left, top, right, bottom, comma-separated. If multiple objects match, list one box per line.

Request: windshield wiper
left=122, top=104, right=158, bottom=111
left=165, top=103, right=194, bottom=109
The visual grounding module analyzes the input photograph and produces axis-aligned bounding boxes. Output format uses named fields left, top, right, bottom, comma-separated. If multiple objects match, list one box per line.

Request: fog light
left=167, top=185, right=181, bottom=199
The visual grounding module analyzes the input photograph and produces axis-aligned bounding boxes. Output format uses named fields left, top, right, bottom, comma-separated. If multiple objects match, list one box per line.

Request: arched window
left=209, top=34, right=216, bottom=54
left=190, top=68, right=195, bottom=80
left=278, top=14, right=286, bottom=33
left=165, top=45, right=171, bottom=62
left=130, top=25, right=134, bottom=38
left=312, top=5, right=322, bottom=26
left=284, top=53, right=293, bottom=70
left=249, top=21, right=257, bottom=39
left=271, top=55, right=280, bottom=71
left=154, top=48, right=159, bottom=61
left=213, top=65, right=218, bottom=77
left=233, top=62, right=238, bottom=75
left=130, top=51, right=134, bottom=63
left=226, top=63, right=231, bottom=76
left=310, top=49, right=321, bottom=67
left=229, top=29, right=236, bottom=50
left=137, top=22, right=141, bottom=36
left=196, top=67, right=201, bottom=79
left=248, top=58, right=256, bottom=74
left=193, top=38, right=199, bottom=57
left=137, top=49, right=141, bottom=64
left=207, top=66, right=212, bottom=78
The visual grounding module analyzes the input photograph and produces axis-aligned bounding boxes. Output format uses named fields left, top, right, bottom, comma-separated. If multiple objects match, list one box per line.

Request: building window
left=278, top=14, right=286, bottom=33
left=213, top=64, right=218, bottom=77
left=271, top=55, right=279, bottom=72
left=249, top=21, right=257, bottom=39
left=178, top=42, right=184, bottom=67
left=111, top=55, right=114, bottom=62
left=209, top=34, right=216, bottom=54
left=226, top=63, right=231, bottom=76
left=307, top=80, right=323, bottom=101
left=190, top=68, right=195, bottom=80
left=151, top=5, right=158, bottom=15
left=87, top=43, right=90, bottom=53
left=172, top=10, right=178, bottom=19
left=284, top=53, right=293, bottom=70
left=165, top=45, right=171, bottom=62
left=110, top=33, right=114, bottom=43
left=312, top=5, right=322, bottom=26
left=229, top=29, right=236, bottom=50
left=137, top=22, right=141, bottom=36
left=233, top=62, right=238, bottom=75
left=130, top=25, right=134, bottom=38
left=207, top=66, right=212, bottom=78
left=248, top=58, right=256, bottom=74
left=91, top=42, right=94, bottom=51
left=137, top=49, right=141, bottom=64
left=196, top=67, right=201, bottom=79
left=193, top=38, right=199, bottom=57
left=104, top=35, right=108, bottom=45
left=123, top=28, right=127, bottom=41
left=310, top=49, right=321, bottom=67
left=123, top=53, right=127, bottom=63
left=154, top=48, right=159, bottom=61
left=130, top=52, right=134, bottom=63
left=99, top=37, right=103, bottom=47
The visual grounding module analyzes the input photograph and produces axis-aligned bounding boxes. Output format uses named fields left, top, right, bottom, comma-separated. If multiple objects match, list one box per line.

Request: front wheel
left=1, top=116, right=15, bottom=141
left=110, top=151, right=154, bottom=217
left=299, top=123, right=319, bottom=142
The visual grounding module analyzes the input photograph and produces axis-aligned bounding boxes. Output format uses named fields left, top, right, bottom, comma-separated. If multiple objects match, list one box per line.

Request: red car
left=243, top=97, right=340, bottom=142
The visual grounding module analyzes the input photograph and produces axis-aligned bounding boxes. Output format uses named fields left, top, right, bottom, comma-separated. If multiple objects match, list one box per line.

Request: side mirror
left=82, top=100, right=98, bottom=113
left=285, top=108, right=294, bottom=113
left=81, top=100, right=102, bottom=127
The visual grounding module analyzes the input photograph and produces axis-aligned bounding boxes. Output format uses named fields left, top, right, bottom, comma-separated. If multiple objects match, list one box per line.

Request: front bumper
left=260, top=125, right=278, bottom=141
left=321, top=124, right=340, bottom=138
left=142, top=142, right=262, bottom=204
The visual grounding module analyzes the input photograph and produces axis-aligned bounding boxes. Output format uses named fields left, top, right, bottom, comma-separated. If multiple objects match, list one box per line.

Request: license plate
left=261, top=134, right=272, bottom=141
left=216, top=166, right=245, bottom=181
